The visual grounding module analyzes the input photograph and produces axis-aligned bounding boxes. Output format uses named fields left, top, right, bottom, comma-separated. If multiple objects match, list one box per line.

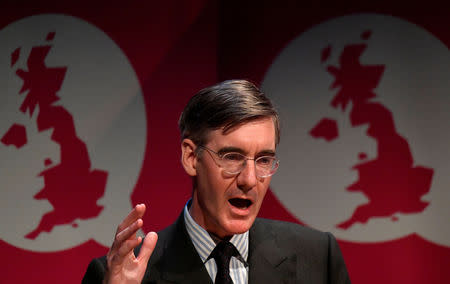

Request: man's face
left=188, top=117, right=276, bottom=238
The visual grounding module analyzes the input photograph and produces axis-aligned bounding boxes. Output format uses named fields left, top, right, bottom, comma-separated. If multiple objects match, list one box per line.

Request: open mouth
left=228, top=198, right=252, bottom=209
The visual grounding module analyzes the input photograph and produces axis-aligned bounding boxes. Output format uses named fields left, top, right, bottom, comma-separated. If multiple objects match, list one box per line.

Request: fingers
left=116, top=236, right=142, bottom=259
left=114, top=218, right=143, bottom=247
left=106, top=204, right=155, bottom=283
left=116, top=204, right=146, bottom=234
left=108, top=204, right=147, bottom=266
left=137, top=232, right=158, bottom=264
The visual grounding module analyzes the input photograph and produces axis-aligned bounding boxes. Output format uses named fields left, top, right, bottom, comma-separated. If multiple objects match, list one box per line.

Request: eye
left=256, top=156, right=274, bottom=166
left=222, top=152, right=245, bottom=162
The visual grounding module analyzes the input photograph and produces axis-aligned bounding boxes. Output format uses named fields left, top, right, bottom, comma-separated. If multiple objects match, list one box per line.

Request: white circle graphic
left=263, top=14, right=450, bottom=246
left=0, top=14, right=146, bottom=251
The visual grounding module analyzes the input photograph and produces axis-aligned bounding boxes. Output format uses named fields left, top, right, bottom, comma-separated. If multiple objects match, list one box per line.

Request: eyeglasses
left=198, top=145, right=279, bottom=178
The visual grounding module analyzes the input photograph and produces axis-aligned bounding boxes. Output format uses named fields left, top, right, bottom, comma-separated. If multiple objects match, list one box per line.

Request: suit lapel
left=157, top=213, right=213, bottom=284
left=248, top=219, right=297, bottom=284
left=153, top=214, right=300, bottom=283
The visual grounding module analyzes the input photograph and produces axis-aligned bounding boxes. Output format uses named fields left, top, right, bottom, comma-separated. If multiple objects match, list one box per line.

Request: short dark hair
left=178, top=79, right=280, bottom=147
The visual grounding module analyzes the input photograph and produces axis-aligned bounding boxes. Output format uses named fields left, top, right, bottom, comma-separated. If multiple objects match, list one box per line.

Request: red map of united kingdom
left=1, top=33, right=108, bottom=239
left=309, top=31, right=434, bottom=229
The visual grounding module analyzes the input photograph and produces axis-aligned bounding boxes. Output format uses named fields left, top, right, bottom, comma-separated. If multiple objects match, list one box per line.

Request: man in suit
left=82, top=80, right=351, bottom=283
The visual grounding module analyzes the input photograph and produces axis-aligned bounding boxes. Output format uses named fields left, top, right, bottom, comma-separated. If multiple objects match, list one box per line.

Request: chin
left=224, top=217, right=255, bottom=235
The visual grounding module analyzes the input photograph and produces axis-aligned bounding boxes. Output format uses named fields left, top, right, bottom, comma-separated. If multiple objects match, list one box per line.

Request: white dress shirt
left=184, top=202, right=249, bottom=283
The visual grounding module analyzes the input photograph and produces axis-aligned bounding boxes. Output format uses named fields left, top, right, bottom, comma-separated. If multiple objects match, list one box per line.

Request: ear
left=181, top=138, right=198, bottom=177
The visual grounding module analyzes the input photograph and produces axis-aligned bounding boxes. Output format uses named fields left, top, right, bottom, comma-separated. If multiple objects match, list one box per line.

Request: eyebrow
left=217, top=147, right=245, bottom=155
left=217, top=147, right=276, bottom=157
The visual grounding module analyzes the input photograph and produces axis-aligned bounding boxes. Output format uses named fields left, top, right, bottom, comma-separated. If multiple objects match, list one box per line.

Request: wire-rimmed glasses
left=198, top=145, right=279, bottom=178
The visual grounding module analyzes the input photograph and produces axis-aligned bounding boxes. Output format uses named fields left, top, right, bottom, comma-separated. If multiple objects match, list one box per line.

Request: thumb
left=137, top=231, right=158, bottom=265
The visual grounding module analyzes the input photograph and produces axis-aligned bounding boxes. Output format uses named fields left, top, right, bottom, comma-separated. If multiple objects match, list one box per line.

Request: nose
left=236, top=160, right=258, bottom=192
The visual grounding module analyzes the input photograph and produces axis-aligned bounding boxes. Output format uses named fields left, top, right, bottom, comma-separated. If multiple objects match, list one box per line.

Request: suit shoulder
left=81, top=256, right=107, bottom=283
left=250, top=219, right=351, bottom=283
left=137, top=221, right=177, bottom=263
left=253, top=218, right=330, bottom=245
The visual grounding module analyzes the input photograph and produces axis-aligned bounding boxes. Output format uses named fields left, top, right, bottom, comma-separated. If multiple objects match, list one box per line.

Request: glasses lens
left=206, top=147, right=279, bottom=177
left=255, top=156, right=279, bottom=177
left=221, top=152, right=246, bottom=174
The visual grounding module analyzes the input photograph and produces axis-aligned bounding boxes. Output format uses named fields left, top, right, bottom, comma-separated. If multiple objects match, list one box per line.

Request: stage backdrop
left=0, top=1, right=448, bottom=283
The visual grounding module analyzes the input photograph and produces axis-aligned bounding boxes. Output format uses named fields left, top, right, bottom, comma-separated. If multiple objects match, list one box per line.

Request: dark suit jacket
left=82, top=212, right=351, bottom=284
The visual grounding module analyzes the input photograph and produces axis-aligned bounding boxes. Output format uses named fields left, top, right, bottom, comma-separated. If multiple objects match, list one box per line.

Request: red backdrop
left=0, top=1, right=448, bottom=283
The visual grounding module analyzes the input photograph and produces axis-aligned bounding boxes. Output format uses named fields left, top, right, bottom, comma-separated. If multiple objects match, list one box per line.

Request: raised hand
left=104, top=204, right=158, bottom=284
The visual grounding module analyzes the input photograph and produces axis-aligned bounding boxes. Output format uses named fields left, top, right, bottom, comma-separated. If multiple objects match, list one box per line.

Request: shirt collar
left=183, top=200, right=249, bottom=263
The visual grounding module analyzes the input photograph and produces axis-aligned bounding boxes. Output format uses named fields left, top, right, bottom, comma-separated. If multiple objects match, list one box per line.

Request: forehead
left=206, top=118, right=276, bottom=151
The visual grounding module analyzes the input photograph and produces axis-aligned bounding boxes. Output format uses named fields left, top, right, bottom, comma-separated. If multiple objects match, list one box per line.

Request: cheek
left=259, top=177, right=271, bottom=189
left=256, top=180, right=271, bottom=200
left=203, top=167, right=234, bottom=193
left=198, top=169, right=227, bottom=202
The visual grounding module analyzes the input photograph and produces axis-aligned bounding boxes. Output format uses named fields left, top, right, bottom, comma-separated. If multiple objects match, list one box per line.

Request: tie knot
left=209, top=241, right=239, bottom=284
left=210, top=241, right=239, bottom=264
